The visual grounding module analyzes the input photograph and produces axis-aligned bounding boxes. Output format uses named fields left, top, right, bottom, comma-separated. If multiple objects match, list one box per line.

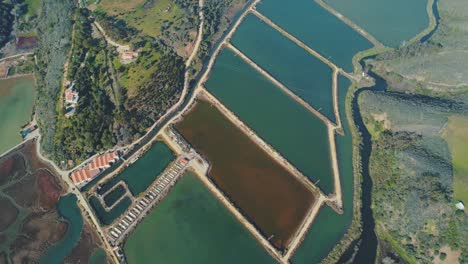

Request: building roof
left=70, top=152, right=119, bottom=185
left=88, top=152, right=119, bottom=171
left=70, top=168, right=100, bottom=185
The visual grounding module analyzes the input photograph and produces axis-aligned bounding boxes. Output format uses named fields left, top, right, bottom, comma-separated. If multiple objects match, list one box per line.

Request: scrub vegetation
left=359, top=90, right=467, bottom=263
left=356, top=0, right=468, bottom=262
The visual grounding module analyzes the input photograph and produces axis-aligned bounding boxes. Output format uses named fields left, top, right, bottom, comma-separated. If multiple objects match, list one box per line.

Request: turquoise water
left=231, top=14, right=335, bottom=122
left=40, top=194, right=83, bottom=264
left=293, top=75, right=354, bottom=263
left=99, top=141, right=175, bottom=196
left=256, top=0, right=373, bottom=72
left=124, top=172, right=275, bottom=264
left=326, top=0, right=429, bottom=47
left=0, top=77, right=35, bottom=154
left=206, top=48, right=334, bottom=194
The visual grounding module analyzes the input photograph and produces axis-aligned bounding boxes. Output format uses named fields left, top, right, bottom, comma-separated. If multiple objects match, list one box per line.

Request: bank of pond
left=124, top=172, right=275, bottom=264
left=293, top=75, right=355, bottom=263
left=230, top=14, right=335, bottom=123
left=256, top=0, right=373, bottom=72
left=176, top=100, right=315, bottom=251
left=89, top=195, right=132, bottom=226
left=325, top=0, right=429, bottom=47
left=0, top=76, right=35, bottom=155
left=206, top=48, right=334, bottom=194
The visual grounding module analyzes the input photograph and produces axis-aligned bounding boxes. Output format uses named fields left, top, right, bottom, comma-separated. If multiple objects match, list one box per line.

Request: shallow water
left=0, top=77, right=35, bottom=154
left=124, top=172, right=275, bottom=264
left=231, top=14, right=335, bottom=122
left=326, top=0, right=429, bottom=47
left=206, top=48, right=334, bottom=194
left=256, top=0, right=373, bottom=72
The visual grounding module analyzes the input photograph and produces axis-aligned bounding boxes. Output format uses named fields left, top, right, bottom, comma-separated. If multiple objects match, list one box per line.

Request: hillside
left=32, top=0, right=248, bottom=164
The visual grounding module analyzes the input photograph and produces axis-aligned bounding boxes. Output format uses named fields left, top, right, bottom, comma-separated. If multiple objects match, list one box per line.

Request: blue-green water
left=206, top=48, right=334, bottom=194
left=231, top=14, right=335, bottom=122
left=256, top=0, right=373, bottom=72
left=98, top=141, right=175, bottom=196
left=326, top=0, right=429, bottom=47
left=124, top=172, right=275, bottom=264
left=89, top=195, right=131, bottom=226
left=40, top=194, right=83, bottom=264
left=293, top=75, right=354, bottom=263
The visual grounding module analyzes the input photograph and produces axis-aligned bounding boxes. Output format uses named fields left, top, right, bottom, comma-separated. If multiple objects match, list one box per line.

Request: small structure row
left=107, top=157, right=190, bottom=245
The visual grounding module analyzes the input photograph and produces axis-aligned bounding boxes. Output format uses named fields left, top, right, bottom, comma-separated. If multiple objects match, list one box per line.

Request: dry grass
left=97, top=0, right=145, bottom=15
left=442, top=115, right=468, bottom=206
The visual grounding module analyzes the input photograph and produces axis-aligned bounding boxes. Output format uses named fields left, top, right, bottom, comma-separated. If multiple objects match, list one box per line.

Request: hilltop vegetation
left=52, top=9, right=185, bottom=163
left=359, top=90, right=467, bottom=264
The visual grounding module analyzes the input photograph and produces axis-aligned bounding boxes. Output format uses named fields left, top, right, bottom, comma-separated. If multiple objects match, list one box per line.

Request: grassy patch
left=25, top=0, right=42, bottom=16
left=97, top=0, right=145, bottom=15
left=442, top=115, right=468, bottom=205
left=377, top=227, right=419, bottom=264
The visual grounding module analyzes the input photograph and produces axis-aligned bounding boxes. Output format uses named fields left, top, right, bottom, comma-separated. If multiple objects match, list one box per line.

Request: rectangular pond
left=293, top=75, right=355, bottom=263
left=256, top=0, right=373, bottom=72
left=205, top=48, right=334, bottom=194
left=124, top=172, right=275, bottom=264
left=325, top=0, right=429, bottom=47
left=231, top=14, right=335, bottom=122
left=0, top=76, right=35, bottom=154
left=97, top=141, right=175, bottom=196
left=176, top=100, right=315, bottom=250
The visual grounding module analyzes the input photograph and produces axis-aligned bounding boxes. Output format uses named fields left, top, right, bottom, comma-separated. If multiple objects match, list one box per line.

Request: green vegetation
left=359, top=90, right=468, bottom=263
left=97, top=141, right=175, bottom=196
left=35, top=0, right=74, bottom=159
left=124, top=172, right=274, bottom=264
left=54, top=9, right=117, bottom=161
left=442, top=115, right=468, bottom=205
left=0, top=76, right=35, bottom=154
left=0, top=1, right=14, bottom=49
left=195, top=0, right=247, bottom=72
left=51, top=9, right=184, bottom=164
left=89, top=195, right=131, bottom=226
left=103, top=185, right=126, bottom=207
